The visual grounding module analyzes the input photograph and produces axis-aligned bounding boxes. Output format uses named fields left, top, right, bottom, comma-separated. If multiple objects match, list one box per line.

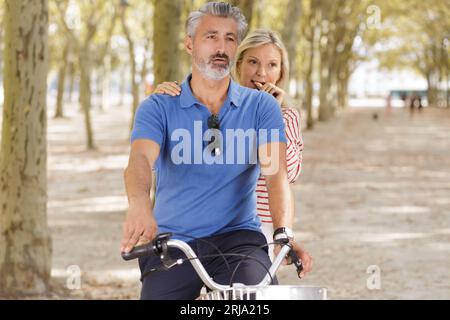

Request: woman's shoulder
left=281, top=105, right=301, bottom=122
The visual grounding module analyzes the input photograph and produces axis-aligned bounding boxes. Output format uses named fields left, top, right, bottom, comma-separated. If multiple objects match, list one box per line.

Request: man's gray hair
left=186, top=2, right=248, bottom=43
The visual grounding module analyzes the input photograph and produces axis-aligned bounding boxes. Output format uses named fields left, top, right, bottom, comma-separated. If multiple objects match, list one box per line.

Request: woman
left=153, top=29, right=304, bottom=259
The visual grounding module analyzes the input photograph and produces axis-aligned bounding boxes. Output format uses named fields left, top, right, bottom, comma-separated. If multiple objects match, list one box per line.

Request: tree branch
left=54, top=0, right=80, bottom=52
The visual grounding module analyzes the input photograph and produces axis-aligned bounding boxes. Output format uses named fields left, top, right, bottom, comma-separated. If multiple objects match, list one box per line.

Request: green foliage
left=374, top=0, right=449, bottom=76
left=1, top=0, right=447, bottom=112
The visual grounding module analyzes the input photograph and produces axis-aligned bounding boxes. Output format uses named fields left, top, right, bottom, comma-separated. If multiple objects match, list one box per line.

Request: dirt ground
left=44, top=104, right=450, bottom=299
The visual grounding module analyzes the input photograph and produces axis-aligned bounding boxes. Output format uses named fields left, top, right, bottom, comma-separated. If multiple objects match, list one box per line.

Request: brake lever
left=150, top=233, right=179, bottom=269
left=160, top=244, right=179, bottom=270
left=288, top=249, right=304, bottom=279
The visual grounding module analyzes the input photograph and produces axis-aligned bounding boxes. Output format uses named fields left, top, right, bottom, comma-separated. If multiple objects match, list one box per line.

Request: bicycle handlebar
left=121, top=232, right=299, bottom=291
left=121, top=232, right=171, bottom=261
left=121, top=242, right=158, bottom=261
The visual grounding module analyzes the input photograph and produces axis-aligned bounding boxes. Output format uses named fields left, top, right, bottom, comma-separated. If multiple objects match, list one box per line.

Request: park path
left=45, top=105, right=450, bottom=299
left=278, top=107, right=450, bottom=299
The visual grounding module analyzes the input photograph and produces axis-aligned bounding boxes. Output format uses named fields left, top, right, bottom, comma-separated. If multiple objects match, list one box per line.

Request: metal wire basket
left=198, top=285, right=327, bottom=300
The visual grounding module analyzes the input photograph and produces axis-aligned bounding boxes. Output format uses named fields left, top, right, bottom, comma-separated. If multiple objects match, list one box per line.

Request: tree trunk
left=426, top=74, right=432, bottom=106
left=78, top=50, right=95, bottom=150
left=55, top=2, right=116, bottom=145
left=0, top=0, right=52, bottom=297
left=181, top=0, right=195, bottom=78
left=338, top=76, right=349, bottom=110
left=0, top=21, right=3, bottom=86
left=101, top=54, right=111, bottom=112
left=426, top=71, right=439, bottom=107
left=317, top=1, right=342, bottom=122
left=337, top=61, right=350, bottom=109
left=327, top=46, right=339, bottom=114
left=94, top=13, right=117, bottom=113
left=140, top=40, right=150, bottom=98
left=230, top=0, right=254, bottom=29
left=318, top=48, right=332, bottom=121
left=447, top=71, right=449, bottom=109
left=305, top=0, right=317, bottom=129
left=153, top=0, right=182, bottom=86
left=281, top=0, right=302, bottom=92
left=121, top=7, right=140, bottom=129
left=95, top=69, right=104, bottom=112
left=295, top=79, right=302, bottom=100
left=305, top=50, right=315, bottom=130
left=329, top=70, right=338, bottom=113
left=317, top=5, right=331, bottom=122
left=67, top=61, right=75, bottom=103
left=54, top=43, right=69, bottom=118
left=253, top=0, right=262, bottom=29
left=118, top=65, right=127, bottom=107
left=131, top=76, right=139, bottom=129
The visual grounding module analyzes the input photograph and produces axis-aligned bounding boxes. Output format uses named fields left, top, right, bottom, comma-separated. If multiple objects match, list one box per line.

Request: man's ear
left=185, top=35, right=193, bottom=55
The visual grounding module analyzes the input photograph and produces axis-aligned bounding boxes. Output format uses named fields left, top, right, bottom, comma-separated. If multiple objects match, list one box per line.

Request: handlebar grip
left=121, top=242, right=156, bottom=261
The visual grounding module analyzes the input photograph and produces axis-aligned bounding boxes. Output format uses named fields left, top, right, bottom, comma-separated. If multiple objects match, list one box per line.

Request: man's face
left=186, top=15, right=239, bottom=81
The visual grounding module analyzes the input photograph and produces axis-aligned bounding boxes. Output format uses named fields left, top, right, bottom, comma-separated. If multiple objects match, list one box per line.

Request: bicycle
left=122, top=232, right=327, bottom=300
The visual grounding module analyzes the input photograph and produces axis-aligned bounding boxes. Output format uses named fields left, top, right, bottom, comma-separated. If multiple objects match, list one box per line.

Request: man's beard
left=193, top=52, right=234, bottom=81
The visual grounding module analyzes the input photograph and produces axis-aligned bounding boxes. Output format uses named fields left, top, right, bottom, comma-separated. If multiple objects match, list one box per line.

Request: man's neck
left=190, top=70, right=230, bottom=115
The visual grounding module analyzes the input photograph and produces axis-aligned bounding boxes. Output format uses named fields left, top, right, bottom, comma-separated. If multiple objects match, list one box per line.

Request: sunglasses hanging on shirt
left=207, top=114, right=221, bottom=157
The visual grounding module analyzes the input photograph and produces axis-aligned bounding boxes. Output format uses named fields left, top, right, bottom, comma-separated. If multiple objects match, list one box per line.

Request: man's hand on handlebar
left=274, top=240, right=313, bottom=278
left=121, top=199, right=158, bottom=253
left=291, top=241, right=313, bottom=278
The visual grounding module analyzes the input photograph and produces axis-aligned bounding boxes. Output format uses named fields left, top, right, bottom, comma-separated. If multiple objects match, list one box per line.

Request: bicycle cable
left=139, top=233, right=235, bottom=281
left=171, top=232, right=231, bottom=272
left=228, top=240, right=284, bottom=287
left=182, top=253, right=274, bottom=288
left=140, top=236, right=282, bottom=287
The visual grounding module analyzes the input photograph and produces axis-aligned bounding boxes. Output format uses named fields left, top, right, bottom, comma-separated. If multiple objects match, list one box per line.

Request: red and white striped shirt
left=256, top=107, right=303, bottom=224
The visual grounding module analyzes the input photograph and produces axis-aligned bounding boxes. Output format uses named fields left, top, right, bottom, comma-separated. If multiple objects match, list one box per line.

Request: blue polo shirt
left=131, top=74, right=286, bottom=242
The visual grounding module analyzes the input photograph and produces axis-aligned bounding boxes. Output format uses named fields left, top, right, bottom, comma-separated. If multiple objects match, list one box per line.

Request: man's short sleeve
left=257, top=92, right=287, bottom=147
left=130, top=96, right=166, bottom=147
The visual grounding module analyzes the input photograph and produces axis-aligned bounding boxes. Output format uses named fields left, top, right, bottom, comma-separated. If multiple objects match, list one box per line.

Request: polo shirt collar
left=180, top=74, right=241, bottom=109
left=228, top=78, right=241, bottom=108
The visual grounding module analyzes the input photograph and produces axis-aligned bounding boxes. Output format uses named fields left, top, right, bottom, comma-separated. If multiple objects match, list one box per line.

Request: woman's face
left=238, top=43, right=282, bottom=89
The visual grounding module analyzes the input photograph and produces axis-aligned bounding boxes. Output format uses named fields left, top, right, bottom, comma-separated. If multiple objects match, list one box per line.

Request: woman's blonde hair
left=232, top=29, right=290, bottom=90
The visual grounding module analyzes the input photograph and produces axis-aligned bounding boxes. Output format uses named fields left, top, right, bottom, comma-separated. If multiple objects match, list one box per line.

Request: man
left=121, top=2, right=312, bottom=300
